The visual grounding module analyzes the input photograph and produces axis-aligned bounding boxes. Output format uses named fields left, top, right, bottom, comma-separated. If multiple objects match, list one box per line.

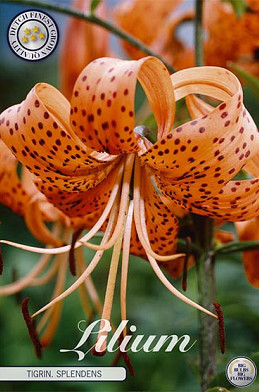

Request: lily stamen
left=82, top=154, right=135, bottom=251
left=25, top=199, right=63, bottom=247
left=121, top=200, right=134, bottom=337
left=0, top=223, right=62, bottom=295
left=39, top=254, right=68, bottom=347
left=30, top=258, right=60, bottom=286
left=135, top=170, right=185, bottom=262
left=134, top=158, right=217, bottom=319
left=0, top=253, right=52, bottom=295
left=31, top=197, right=119, bottom=318
left=76, top=249, right=103, bottom=316
left=0, top=162, right=125, bottom=256
left=95, top=211, right=127, bottom=354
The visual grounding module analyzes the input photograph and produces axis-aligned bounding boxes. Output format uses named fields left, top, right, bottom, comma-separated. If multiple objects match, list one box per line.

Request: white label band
left=0, top=367, right=126, bottom=381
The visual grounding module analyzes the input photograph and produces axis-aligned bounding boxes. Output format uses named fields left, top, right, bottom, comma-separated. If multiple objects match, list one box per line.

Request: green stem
left=195, top=0, right=204, bottom=67
left=3, top=0, right=175, bottom=74
left=194, top=1, right=217, bottom=391
left=193, top=215, right=216, bottom=392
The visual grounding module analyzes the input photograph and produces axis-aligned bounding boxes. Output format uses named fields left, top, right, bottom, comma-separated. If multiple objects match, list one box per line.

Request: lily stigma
left=1, top=56, right=259, bottom=357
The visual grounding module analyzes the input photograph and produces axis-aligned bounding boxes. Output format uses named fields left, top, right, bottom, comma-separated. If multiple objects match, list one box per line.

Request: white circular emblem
left=8, top=10, right=59, bottom=61
left=226, top=356, right=257, bottom=388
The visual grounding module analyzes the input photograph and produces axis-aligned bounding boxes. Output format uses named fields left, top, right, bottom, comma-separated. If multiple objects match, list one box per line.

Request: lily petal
left=141, top=67, right=259, bottom=211
left=0, top=140, right=30, bottom=215
left=0, top=83, right=122, bottom=218
left=236, top=217, right=259, bottom=287
left=0, top=83, right=111, bottom=177
left=189, top=177, right=259, bottom=221
left=70, top=56, right=175, bottom=153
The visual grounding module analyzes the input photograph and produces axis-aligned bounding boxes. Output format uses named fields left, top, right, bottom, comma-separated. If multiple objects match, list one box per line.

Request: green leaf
left=206, top=388, right=231, bottom=392
left=215, top=241, right=259, bottom=255
left=223, top=0, right=246, bottom=18
left=90, top=0, right=101, bottom=15
left=229, top=63, right=259, bottom=100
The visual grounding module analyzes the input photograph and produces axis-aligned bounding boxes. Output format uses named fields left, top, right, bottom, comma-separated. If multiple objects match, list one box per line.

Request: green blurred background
left=0, top=1, right=259, bottom=392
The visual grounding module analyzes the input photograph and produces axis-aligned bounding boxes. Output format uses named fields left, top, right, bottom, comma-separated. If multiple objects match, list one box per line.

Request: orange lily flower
left=204, top=0, right=259, bottom=77
left=235, top=217, right=259, bottom=288
left=60, top=0, right=109, bottom=99
left=114, top=0, right=188, bottom=66
left=1, top=56, right=259, bottom=353
left=115, top=0, right=259, bottom=76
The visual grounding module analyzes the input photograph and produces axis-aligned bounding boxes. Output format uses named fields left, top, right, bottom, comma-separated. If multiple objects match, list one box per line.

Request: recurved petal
left=141, top=66, right=259, bottom=207
left=143, top=171, right=179, bottom=256
left=34, top=163, right=121, bottom=218
left=143, top=171, right=186, bottom=279
left=70, top=56, right=175, bottom=154
left=0, top=140, right=30, bottom=216
left=187, top=177, right=259, bottom=221
left=0, top=83, right=121, bottom=219
left=236, top=217, right=259, bottom=287
left=0, top=83, right=111, bottom=180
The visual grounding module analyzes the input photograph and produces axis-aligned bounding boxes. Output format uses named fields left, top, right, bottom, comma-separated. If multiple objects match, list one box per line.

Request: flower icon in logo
left=21, top=25, right=46, bottom=46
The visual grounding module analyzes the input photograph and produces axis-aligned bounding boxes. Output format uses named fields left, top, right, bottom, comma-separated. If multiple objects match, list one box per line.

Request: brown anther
left=213, top=301, right=226, bottom=354
left=21, top=297, right=42, bottom=359
left=69, top=227, right=84, bottom=276
left=91, top=347, right=107, bottom=357
left=111, top=334, right=135, bottom=376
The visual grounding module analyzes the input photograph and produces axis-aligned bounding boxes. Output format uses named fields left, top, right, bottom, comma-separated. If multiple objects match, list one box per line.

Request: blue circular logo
left=8, top=10, right=59, bottom=61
